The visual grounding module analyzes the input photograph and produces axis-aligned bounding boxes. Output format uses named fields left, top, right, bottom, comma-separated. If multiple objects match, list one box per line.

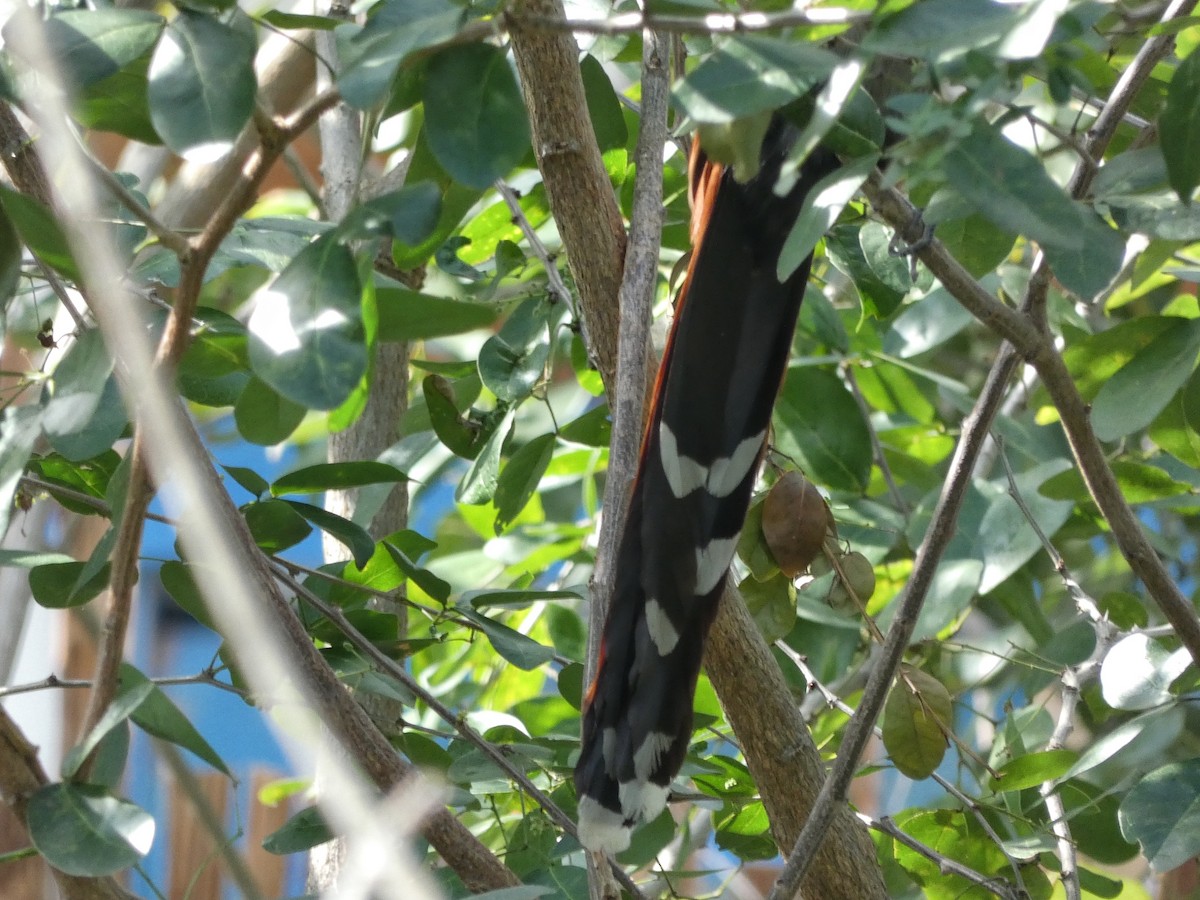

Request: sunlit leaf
left=147, top=10, right=256, bottom=161
left=27, top=783, right=154, bottom=876
left=247, top=235, right=367, bottom=410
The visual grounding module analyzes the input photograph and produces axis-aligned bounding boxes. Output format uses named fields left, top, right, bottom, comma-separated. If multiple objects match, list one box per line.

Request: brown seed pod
left=761, top=472, right=831, bottom=577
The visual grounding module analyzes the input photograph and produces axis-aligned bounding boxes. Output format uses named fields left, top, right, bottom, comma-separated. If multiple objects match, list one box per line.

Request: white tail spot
left=644, top=599, right=681, bottom=655
left=695, top=536, right=738, bottom=594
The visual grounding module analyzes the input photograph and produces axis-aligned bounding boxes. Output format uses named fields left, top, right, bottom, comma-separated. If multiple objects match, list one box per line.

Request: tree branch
left=862, top=175, right=1200, bottom=667
left=0, top=708, right=135, bottom=900
left=768, top=341, right=1024, bottom=900
left=6, top=10, right=517, bottom=889
left=510, top=0, right=628, bottom=396
left=707, top=585, right=890, bottom=899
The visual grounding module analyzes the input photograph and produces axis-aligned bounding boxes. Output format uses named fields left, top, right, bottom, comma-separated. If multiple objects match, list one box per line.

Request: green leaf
left=75, top=59, right=160, bottom=144
left=882, top=667, right=951, bottom=780
left=176, top=308, right=251, bottom=407
left=773, top=367, right=872, bottom=492
left=824, top=223, right=905, bottom=319
left=422, top=374, right=486, bottom=458
left=1161, top=49, right=1200, bottom=202
left=0, top=187, right=81, bottom=281
left=222, top=465, right=269, bottom=498
left=892, top=808, right=1009, bottom=898
left=478, top=298, right=551, bottom=403
left=376, top=289, right=498, bottom=341
left=338, top=182, right=442, bottom=245
left=1063, top=706, right=1182, bottom=784
left=1101, top=632, right=1190, bottom=711
left=472, top=887, right=553, bottom=900
left=262, top=805, right=332, bottom=855
left=0, top=205, right=18, bottom=308
left=242, top=499, right=313, bottom=553
left=159, top=561, right=215, bottom=629
left=558, top=404, right=611, bottom=447
left=383, top=541, right=450, bottom=602
left=247, top=235, right=367, bottom=410
left=1038, top=459, right=1192, bottom=504
left=29, top=561, right=112, bottom=609
left=61, top=679, right=155, bottom=778
left=884, top=284, right=976, bottom=358
left=673, top=35, right=836, bottom=124
left=581, top=54, right=627, bottom=152
left=457, top=409, right=514, bottom=505
left=1063, top=315, right=1176, bottom=402
left=120, top=666, right=230, bottom=774
left=739, top=574, right=796, bottom=643
left=974, top=460, right=1073, bottom=594
left=283, top=500, right=375, bottom=568
left=27, top=783, right=154, bottom=876
left=41, top=329, right=127, bottom=462
left=389, top=130, right=488, bottom=268
left=1112, top=195, right=1200, bottom=240
left=1092, top=318, right=1200, bottom=441
left=463, top=588, right=581, bottom=608
left=944, top=125, right=1124, bottom=299
left=459, top=609, right=555, bottom=670
left=1119, top=758, right=1200, bottom=872
left=557, top=661, right=583, bottom=709
left=338, top=0, right=464, bottom=109
left=234, top=376, right=306, bottom=445
left=43, top=9, right=164, bottom=85
left=421, top=43, right=530, bottom=190
left=147, top=10, right=256, bottom=161
left=0, top=405, right=42, bottom=539
left=494, top=434, right=555, bottom=532
left=697, top=113, right=775, bottom=184
left=272, top=461, right=408, bottom=495
left=930, top=211, right=1015, bottom=279
left=714, top=801, right=776, bottom=861
left=866, top=0, right=1021, bottom=58
left=0, top=550, right=75, bottom=568
left=991, top=749, right=1077, bottom=793
left=778, top=154, right=878, bottom=281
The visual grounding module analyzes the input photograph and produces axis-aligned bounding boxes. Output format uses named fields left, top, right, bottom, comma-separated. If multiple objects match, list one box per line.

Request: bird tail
left=575, top=118, right=838, bottom=853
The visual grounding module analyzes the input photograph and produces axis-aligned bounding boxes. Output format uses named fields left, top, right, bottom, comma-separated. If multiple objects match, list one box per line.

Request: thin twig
left=33, top=260, right=88, bottom=331
left=505, top=6, right=870, bottom=36
left=270, top=559, right=649, bottom=900
left=79, top=442, right=153, bottom=775
left=862, top=176, right=1200, bottom=668
left=859, top=814, right=1023, bottom=900
left=998, top=440, right=1126, bottom=900
left=87, top=156, right=190, bottom=257
left=581, top=26, right=668, bottom=894
left=0, top=671, right=243, bottom=699
left=778, top=642, right=1030, bottom=896
left=768, top=341, right=1024, bottom=900
left=495, top=181, right=575, bottom=313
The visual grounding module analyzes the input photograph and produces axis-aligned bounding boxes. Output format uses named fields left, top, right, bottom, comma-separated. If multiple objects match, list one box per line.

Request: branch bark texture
left=510, top=0, right=627, bottom=396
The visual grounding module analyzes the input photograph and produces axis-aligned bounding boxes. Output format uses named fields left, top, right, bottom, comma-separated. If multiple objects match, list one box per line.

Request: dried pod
left=762, top=471, right=831, bottom=577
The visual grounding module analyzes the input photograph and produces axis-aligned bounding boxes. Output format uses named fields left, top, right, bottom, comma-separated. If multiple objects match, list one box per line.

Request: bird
left=574, top=115, right=839, bottom=854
